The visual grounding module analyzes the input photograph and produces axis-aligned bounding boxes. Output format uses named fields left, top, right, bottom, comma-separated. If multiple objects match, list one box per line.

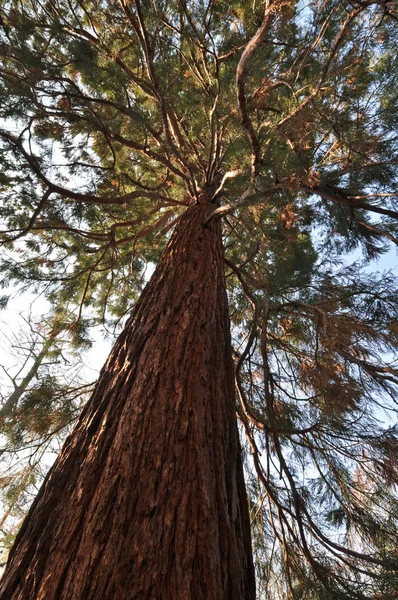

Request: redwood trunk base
left=0, top=199, right=255, bottom=600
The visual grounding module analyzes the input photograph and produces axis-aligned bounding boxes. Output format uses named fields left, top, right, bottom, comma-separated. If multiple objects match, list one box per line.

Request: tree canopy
left=0, top=0, right=397, bottom=597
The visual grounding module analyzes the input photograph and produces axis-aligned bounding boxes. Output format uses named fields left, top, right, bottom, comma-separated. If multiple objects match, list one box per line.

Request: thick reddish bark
left=0, top=196, right=255, bottom=599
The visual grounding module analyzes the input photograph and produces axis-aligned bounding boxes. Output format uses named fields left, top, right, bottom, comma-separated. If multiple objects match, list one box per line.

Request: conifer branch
left=236, top=5, right=275, bottom=178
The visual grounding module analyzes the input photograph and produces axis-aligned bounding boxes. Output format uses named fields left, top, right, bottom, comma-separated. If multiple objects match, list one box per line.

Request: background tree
left=0, top=0, right=397, bottom=598
left=0, top=307, right=93, bottom=563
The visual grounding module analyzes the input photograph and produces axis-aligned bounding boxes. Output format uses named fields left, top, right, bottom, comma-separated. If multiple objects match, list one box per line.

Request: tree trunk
left=0, top=335, right=56, bottom=416
left=0, top=195, right=256, bottom=600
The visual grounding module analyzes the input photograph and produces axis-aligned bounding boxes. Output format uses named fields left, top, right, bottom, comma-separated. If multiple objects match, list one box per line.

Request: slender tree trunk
left=0, top=336, right=56, bottom=416
left=0, top=195, right=255, bottom=600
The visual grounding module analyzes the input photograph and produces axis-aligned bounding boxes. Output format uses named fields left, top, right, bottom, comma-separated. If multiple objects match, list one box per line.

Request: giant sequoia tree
left=0, top=0, right=397, bottom=598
